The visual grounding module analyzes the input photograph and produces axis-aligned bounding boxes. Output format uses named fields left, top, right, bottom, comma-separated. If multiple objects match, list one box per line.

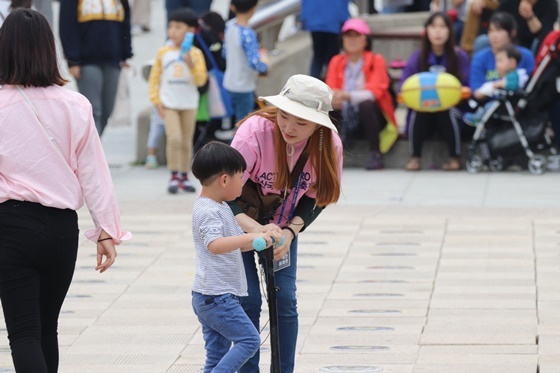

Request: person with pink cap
left=325, top=17, right=399, bottom=170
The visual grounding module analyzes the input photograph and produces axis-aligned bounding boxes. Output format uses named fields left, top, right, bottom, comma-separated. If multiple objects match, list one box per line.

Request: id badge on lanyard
left=274, top=173, right=303, bottom=272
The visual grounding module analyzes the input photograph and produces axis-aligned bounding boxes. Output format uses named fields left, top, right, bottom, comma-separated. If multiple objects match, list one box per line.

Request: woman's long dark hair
left=0, top=8, right=67, bottom=87
left=419, top=12, right=460, bottom=79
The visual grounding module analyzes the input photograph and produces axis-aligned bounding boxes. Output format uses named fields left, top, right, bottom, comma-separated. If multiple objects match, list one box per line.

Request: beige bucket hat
left=258, top=74, right=337, bottom=133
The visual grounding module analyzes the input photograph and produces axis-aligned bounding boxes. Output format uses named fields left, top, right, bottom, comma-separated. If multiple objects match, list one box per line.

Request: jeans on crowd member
left=76, top=64, right=121, bottom=136
left=192, top=292, right=260, bottom=373
left=228, top=91, right=255, bottom=123
left=239, top=238, right=299, bottom=373
left=0, top=200, right=79, bottom=373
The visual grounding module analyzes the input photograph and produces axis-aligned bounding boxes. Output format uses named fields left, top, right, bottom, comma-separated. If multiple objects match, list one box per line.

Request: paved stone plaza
left=2, top=158, right=560, bottom=372
left=2, top=0, right=560, bottom=372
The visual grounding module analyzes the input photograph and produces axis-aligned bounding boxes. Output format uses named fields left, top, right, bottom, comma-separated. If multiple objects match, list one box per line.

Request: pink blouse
left=0, top=85, right=131, bottom=244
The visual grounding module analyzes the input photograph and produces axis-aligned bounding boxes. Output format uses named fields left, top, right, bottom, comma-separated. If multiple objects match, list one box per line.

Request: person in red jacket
left=325, top=18, right=398, bottom=170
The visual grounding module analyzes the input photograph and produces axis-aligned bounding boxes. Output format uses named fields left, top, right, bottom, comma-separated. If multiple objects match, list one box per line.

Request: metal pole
left=258, top=249, right=281, bottom=373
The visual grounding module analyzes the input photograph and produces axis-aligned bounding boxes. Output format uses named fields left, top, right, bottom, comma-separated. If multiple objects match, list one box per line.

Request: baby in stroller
left=464, top=41, right=559, bottom=175
left=464, top=44, right=528, bottom=127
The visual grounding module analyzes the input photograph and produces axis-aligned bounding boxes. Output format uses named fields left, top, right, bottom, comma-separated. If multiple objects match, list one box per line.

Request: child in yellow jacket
left=148, top=7, right=207, bottom=193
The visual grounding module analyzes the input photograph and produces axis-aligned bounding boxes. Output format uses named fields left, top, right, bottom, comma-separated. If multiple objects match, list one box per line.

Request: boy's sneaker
left=180, top=178, right=196, bottom=193
left=145, top=155, right=158, bottom=169
left=463, top=112, right=481, bottom=127
left=168, top=178, right=180, bottom=194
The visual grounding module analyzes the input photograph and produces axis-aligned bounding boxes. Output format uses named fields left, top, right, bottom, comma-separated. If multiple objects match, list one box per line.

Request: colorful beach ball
left=400, top=71, right=462, bottom=112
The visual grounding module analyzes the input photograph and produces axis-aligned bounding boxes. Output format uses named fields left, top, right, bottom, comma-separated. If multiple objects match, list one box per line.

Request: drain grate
left=353, top=293, right=404, bottom=298
left=337, top=326, right=394, bottom=332
left=371, top=253, right=418, bottom=256
left=320, top=366, right=383, bottom=372
left=375, top=242, right=420, bottom=246
left=330, top=346, right=389, bottom=351
left=348, top=310, right=402, bottom=315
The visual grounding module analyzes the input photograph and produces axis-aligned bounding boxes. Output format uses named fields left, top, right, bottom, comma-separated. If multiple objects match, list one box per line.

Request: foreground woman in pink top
left=0, top=9, right=131, bottom=373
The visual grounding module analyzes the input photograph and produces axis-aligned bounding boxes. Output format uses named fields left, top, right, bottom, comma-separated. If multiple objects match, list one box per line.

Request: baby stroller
left=465, top=33, right=560, bottom=175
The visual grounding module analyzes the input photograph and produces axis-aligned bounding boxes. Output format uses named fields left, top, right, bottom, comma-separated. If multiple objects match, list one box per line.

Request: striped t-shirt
left=191, top=197, right=247, bottom=296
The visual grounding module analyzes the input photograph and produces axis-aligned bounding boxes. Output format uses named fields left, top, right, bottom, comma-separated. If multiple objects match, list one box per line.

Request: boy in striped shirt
left=190, top=142, right=281, bottom=372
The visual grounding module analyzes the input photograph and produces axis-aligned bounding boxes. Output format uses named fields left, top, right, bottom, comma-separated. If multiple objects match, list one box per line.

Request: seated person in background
left=470, top=11, right=534, bottom=97
left=325, top=18, right=398, bottom=170
left=464, top=44, right=528, bottom=126
left=498, top=0, right=557, bottom=52
left=469, top=0, right=558, bottom=54
left=399, top=12, right=470, bottom=171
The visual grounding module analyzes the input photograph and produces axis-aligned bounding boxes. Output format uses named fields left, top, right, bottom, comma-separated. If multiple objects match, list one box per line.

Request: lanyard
left=276, top=173, right=303, bottom=225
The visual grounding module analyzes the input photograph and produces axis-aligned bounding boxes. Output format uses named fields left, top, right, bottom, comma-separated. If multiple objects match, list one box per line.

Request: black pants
left=408, top=109, right=461, bottom=158
left=0, top=200, right=79, bottom=373
left=332, top=100, right=386, bottom=152
left=310, top=31, right=340, bottom=79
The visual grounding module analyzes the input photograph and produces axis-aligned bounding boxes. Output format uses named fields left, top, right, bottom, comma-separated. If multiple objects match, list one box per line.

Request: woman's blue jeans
left=239, top=238, right=299, bottom=373
left=192, top=292, right=261, bottom=373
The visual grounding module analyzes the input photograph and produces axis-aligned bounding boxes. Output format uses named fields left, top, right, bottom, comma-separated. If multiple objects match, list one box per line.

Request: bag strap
left=195, top=32, right=220, bottom=71
left=16, top=86, right=65, bottom=157
left=289, top=141, right=310, bottom=189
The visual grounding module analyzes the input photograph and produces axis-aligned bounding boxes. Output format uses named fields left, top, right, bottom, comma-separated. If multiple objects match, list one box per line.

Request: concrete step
left=344, top=139, right=469, bottom=170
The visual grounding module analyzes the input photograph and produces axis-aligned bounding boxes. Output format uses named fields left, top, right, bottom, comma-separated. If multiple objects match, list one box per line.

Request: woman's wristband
left=527, top=14, right=536, bottom=21
left=283, top=227, right=297, bottom=240
left=97, top=237, right=112, bottom=243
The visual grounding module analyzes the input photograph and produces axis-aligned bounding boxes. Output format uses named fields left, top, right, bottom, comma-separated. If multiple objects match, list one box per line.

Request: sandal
left=442, top=158, right=461, bottom=171
left=405, top=157, right=421, bottom=171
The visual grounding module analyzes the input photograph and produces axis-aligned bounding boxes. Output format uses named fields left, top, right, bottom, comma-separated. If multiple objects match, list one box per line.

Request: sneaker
left=463, top=112, right=481, bottom=127
left=365, top=151, right=384, bottom=170
left=131, top=25, right=144, bottom=36
left=180, top=178, right=196, bottom=192
left=214, top=129, right=236, bottom=141
left=168, top=178, right=180, bottom=194
left=145, top=155, right=158, bottom=169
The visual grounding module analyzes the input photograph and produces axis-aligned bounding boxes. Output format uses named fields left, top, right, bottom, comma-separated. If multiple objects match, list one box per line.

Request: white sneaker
left=215, top=129, right=236, bottom=141
left=131, top=25, right=143, bottom=36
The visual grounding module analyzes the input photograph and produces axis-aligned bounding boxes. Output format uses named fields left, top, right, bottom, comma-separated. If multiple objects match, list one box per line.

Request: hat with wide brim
left=258, top=74, right=338, bottom=133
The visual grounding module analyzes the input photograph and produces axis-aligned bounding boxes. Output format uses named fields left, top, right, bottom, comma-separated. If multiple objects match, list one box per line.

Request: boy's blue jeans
left=192, top=292, right=260, bottom=373
left=239, top=238, right=299, bottom=373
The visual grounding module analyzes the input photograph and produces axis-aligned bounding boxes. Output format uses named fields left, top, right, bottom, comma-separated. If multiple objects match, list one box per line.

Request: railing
left=248, top=0, right=301, bottom=50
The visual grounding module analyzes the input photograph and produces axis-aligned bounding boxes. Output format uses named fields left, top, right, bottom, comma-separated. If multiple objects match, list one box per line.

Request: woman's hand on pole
left=261, top=223, right=283, bottom=236
left=273, top=229, right=293, bottom=261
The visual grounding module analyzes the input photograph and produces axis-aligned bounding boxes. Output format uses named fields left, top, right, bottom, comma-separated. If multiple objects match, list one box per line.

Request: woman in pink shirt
left=0, top=9, right=131, bottom=372
left=227, top=74, right=343, bottom=372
